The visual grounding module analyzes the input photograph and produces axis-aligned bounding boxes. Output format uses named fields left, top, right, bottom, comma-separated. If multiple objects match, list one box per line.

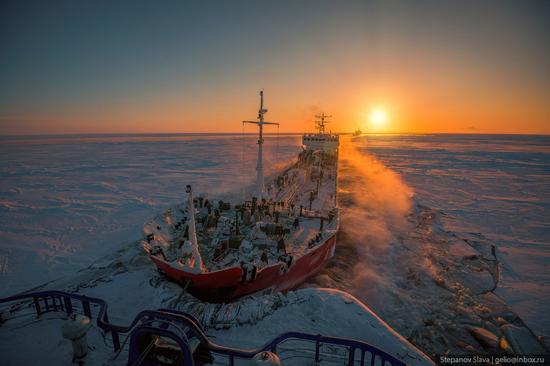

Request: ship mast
left=315, top=113, right=331, bottom=134
left=243, top=91, right=279, bottom=198
left=180, top=184, right=204, bottom=273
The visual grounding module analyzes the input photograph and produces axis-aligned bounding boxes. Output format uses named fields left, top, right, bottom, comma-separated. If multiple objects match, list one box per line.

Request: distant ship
left=353, top=128, right=362, bottom=136
left=142, top=92, right=340, bottom=302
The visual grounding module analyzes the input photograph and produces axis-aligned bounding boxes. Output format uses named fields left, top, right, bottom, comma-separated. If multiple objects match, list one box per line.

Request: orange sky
left=1, top=1, right=549, bottom=135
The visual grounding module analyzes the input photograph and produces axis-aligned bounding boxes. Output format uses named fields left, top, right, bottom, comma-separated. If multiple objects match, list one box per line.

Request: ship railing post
left=63, top=295, right=73, bottom=315
left=57, top=295, right=64, bottom=312
left=103, top=312, right=121, bottom=351
left=315, top=335, right=321, bottom=363
left=111, top=330, right=120, bottom=351
left=347, top=346, right=355, bottom=366
left=33, top=296, right=41, bottom=316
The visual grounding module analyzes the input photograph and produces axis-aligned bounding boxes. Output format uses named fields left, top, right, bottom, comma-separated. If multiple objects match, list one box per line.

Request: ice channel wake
left=308, top=138, right=547, bottom=357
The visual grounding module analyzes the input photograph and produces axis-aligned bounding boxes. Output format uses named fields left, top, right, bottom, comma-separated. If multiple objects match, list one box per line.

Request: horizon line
left=1, top=131, right=550, bottom=138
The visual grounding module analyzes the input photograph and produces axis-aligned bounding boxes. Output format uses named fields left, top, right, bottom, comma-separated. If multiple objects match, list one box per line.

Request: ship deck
left=143, top=153, right=339, bottom=272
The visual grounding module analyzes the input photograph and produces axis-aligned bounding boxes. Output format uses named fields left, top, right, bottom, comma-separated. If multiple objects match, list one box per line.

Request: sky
left=1, top=0, right=549, bottom=135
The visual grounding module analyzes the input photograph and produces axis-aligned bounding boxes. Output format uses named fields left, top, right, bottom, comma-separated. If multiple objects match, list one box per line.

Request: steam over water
left=1, top=133, right=548, bottom=355
left=310, top=135, right=549, bottom=356
left=311, top=139, right=414, bottom=298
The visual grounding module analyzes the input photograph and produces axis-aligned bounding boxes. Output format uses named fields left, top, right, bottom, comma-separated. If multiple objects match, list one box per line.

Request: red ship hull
left=148, top=233, right=337, bottom=303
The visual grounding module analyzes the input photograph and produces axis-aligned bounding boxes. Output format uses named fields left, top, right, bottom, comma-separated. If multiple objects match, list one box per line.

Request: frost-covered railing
left=0, top=290, right=124, bottom=349
left=0, top=290, right=405, bottom=366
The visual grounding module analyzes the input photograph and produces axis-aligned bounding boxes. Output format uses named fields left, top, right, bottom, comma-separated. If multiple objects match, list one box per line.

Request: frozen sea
left=0, top=133, right=548, bottom=342
left=355, top=134, right=550, bottom=336
left=0, top=133, right=301, bottom=296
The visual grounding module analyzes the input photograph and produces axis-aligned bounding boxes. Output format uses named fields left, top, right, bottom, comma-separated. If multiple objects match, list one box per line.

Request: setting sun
left=369, top=108, right=388, bottom=131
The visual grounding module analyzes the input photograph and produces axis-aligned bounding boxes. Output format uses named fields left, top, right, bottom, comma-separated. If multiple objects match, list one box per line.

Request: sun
left=369, top=108, right=388, bottom=130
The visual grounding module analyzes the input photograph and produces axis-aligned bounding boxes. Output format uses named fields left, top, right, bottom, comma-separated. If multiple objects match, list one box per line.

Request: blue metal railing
left=0, top=290, right=406, bottom=366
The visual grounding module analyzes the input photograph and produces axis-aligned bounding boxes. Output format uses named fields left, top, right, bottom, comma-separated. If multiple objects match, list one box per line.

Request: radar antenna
left=315, top=113, right=332, bottom=134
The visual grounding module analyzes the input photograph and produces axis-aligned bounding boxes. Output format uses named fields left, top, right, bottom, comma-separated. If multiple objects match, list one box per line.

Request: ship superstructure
left=302, top=113, right=339, bottom=154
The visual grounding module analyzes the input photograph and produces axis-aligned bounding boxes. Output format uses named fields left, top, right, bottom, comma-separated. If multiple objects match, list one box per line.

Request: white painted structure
left=179, top=184, right=205, bottom=273
left=302, top=113, right=339, bottom=154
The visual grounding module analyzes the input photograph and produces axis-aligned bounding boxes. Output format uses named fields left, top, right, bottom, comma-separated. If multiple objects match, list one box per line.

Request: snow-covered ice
left=304, top=134, right=548, bottom=357
left=0, top=134, right=301, bottom=296
left=1, top=133, right=548, bottom=363
left=352, top=134, right=550, bottom=337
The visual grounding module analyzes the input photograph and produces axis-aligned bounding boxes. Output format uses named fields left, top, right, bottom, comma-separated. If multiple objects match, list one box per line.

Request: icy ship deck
left=143, top=152, right=339, bottom=272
